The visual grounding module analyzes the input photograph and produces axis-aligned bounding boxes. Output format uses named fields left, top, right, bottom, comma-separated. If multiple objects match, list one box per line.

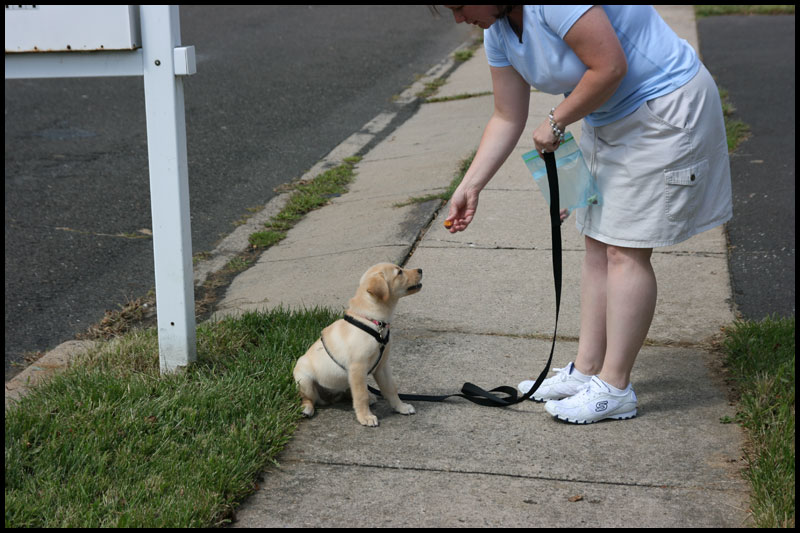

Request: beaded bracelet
left=548, top=107, right=565, bottom=143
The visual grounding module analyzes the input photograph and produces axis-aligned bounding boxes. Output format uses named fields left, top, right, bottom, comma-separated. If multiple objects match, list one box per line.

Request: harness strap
left=346, top=312, right=390, bottom=332
left=369, top=151, right=561, bottom=407
left=322, top=314, right=390, bottom=376
left=343, top=314, right=389, bottom=347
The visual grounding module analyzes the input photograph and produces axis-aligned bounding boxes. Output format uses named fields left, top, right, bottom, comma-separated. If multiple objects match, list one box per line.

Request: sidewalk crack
left=287, top=458, right=740, bottom=492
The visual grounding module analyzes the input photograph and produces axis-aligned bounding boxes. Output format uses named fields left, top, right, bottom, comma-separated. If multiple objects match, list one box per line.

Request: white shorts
left=575, top=64, right=733, bottom=248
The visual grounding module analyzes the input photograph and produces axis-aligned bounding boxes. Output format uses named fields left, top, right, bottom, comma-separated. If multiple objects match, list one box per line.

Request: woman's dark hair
left=428, top=5, right=517, bottom=18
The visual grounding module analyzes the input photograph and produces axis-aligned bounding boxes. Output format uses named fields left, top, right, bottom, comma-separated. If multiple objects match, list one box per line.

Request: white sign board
left=5, top=5, right=141, bottom=53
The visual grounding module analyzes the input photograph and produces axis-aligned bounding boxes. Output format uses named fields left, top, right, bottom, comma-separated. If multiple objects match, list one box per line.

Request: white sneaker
left=517, top=362, right=591, bottom=402
left=545, top=376, right=638, bottom=424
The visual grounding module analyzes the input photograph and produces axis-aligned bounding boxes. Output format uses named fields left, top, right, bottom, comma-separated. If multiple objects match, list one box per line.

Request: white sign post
left=6, top=5, right=198, bottom=373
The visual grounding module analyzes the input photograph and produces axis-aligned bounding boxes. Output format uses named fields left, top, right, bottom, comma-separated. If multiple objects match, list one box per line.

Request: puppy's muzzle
left=407, top=268, right=423, bottom=293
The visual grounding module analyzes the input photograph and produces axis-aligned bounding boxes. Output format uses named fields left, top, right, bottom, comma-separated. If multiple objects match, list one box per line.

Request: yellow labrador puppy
left=293, top=263, right=422, bottom=426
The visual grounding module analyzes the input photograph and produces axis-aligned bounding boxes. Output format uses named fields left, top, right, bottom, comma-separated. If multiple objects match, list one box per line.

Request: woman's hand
left=533, top=119, right=562, bottom=155
left=444, top=183, right=480, bottom=233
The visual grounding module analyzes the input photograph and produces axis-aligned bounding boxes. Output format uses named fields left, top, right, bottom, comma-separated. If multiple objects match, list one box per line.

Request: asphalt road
left=4, top=6, right=472, bottom=380
left=696, top=14, right=796, bottom=320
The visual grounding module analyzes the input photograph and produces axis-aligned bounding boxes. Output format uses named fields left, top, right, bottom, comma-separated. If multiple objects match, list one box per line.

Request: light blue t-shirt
left=484, top=5, right=700, bottom=126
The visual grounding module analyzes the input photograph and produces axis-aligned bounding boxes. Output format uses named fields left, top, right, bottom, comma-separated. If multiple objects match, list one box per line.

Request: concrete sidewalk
left=223, top=6, right=750, bottom=528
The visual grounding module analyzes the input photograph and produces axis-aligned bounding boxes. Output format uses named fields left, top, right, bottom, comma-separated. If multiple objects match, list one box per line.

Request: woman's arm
left=533, top=6, right=628, bottom=153
left=445, top=64, right=530, bottom=232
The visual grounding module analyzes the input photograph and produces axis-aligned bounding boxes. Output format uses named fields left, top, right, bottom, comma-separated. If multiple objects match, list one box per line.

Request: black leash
left=370, top=151, right=562, bottom=407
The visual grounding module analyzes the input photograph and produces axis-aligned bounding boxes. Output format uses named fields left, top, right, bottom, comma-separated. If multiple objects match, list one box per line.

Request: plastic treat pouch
left=522, top=132, right=601, bottom=216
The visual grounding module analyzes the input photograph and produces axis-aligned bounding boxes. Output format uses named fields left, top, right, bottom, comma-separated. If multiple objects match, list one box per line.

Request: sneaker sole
left=529, top=396, right=546, bottom=403
left=551, top=409, right=637, bottom=425
left=528, top=395, right=571, bottom=403
left=519, top=380, right=592, bottom=403
left=519, top=386, right=579, bottom=403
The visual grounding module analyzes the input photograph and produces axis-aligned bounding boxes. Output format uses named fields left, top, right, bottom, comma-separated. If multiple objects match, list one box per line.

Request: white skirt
left=575, top=64, right=733, bottom=248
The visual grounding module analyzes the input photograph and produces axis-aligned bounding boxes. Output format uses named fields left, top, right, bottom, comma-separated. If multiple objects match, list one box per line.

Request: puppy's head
left=359, top=263, right=423, bottom=303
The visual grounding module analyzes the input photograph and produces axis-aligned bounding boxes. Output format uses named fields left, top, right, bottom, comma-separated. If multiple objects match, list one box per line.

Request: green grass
left=394, top=151, right=474, bottom=207
left=718, top=87, right=751, bottom=153
left=453, top=49, right=474, bottom=62
left=249, top=157, right=359, bottom=249
left=415, top=77, right=446, bottom=100
left=722, top=315, right=795, bottom=528
left=5, top=307, right=340, bottom=528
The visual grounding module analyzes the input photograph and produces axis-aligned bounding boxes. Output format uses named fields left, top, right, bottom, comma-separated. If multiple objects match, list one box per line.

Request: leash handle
left=371, top=151, right=562, bottom=407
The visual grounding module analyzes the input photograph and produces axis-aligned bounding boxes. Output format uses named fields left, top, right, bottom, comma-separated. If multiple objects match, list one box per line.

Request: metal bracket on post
left=140, top=5, right=197, bottom=373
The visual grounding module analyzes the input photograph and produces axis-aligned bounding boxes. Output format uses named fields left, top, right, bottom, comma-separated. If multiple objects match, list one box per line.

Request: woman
left=442, top=6, right=732, bottom=423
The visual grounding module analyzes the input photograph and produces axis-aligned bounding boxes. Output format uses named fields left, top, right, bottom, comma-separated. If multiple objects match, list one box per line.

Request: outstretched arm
left=445, top=65, right=530, bottom=232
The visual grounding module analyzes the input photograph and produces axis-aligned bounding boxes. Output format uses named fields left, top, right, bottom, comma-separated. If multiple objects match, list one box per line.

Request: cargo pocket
left=664, top=159, right=708, bottom=222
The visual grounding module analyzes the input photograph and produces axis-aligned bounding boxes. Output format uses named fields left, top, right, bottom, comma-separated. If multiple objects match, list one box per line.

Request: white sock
left=598, top=377, right=630, bottom=395
left=570, top=363, right=592, bottom=382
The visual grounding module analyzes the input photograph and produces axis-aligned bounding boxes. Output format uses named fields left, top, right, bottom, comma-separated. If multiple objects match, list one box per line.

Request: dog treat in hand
left=443, top=219, right=453, bottom=229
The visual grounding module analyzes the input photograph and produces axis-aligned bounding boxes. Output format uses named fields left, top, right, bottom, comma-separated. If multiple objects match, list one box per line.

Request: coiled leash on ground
left=369, top=151, right=562, bottom=407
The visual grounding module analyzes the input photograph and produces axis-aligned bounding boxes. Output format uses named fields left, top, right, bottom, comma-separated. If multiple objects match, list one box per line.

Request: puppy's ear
left=366, top=273, right=390, bottom=302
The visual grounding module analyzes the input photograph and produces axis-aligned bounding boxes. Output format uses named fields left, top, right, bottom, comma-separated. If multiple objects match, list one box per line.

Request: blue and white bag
left=522, top=132, right=601, bottom=216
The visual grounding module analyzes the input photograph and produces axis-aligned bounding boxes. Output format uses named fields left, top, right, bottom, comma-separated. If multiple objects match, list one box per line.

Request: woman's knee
left=584, top=235, right=608, bottom=260
left=606, top=244, right=653, bottom=267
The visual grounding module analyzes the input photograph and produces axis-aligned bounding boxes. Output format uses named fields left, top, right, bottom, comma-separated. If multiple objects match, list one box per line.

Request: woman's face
left=444, top=5, right=505, bottom=29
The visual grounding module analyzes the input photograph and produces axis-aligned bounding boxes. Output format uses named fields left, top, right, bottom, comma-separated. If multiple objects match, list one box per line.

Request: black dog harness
left=321, top=314, right=390, bottom=375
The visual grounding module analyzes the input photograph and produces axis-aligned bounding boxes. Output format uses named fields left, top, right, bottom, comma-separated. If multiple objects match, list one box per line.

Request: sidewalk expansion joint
left=258, top=244, right=413, bottom=264
left=417, top=240, right=590, bottom=253
left=398, top=202, right=445, bottom=268
left=421, top=241, right=542, bottom=251
left=401, top=327, right=715, bottom=350
left=410, top=327, right=579, bottom=344
left=655, top=250, right=728, bottom=258
left=286, top=458, right=736, bottom=493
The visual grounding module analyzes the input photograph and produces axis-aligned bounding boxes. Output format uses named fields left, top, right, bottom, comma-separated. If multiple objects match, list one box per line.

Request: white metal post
left=6, top=5, right=197, bottom=374
left=140, top=5, right=197, bottom=372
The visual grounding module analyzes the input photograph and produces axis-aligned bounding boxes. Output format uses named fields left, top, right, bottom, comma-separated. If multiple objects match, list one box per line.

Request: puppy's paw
left=395, top=402, right=416, bottom=415
left=301, top=403, right=315, bottom=418
left=358, top=413, right=379, bottom=427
